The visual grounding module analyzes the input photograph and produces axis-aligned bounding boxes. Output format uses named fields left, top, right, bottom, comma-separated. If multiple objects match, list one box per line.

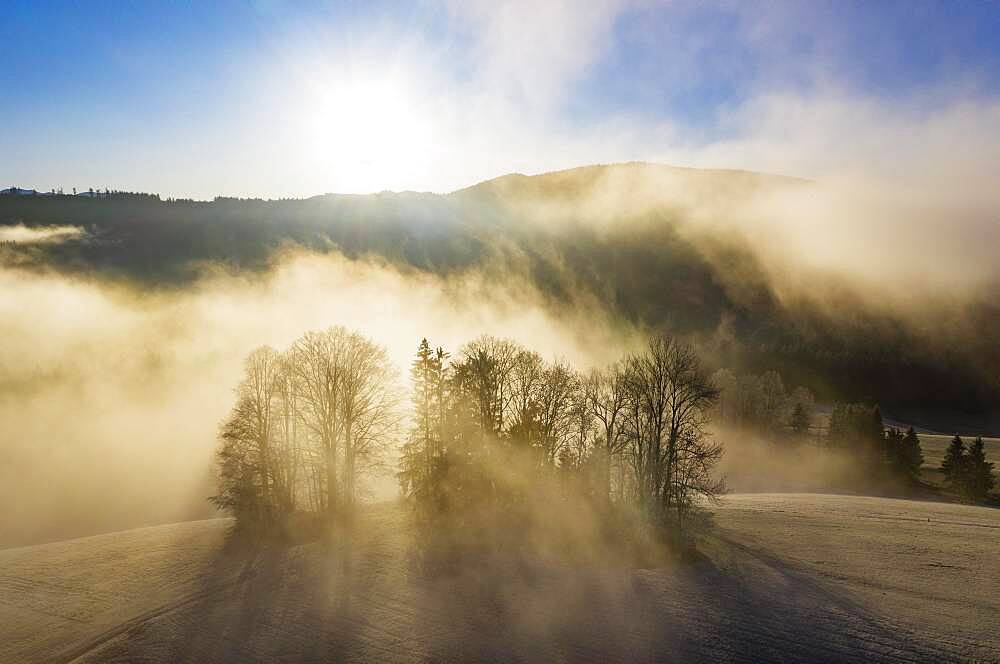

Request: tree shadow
left=66, top=514, right=961, bottom=663
left=404, top=532, right=957, bottom=663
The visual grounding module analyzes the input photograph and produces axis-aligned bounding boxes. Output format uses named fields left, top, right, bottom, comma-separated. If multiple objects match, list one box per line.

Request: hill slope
left=2, top=495, right=997, bottom=663
left=2, top=163, right=998, bottom=428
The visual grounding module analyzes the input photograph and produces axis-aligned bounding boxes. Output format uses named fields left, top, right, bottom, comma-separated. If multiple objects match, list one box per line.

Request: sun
left=293, top=72, right=438, bottom=193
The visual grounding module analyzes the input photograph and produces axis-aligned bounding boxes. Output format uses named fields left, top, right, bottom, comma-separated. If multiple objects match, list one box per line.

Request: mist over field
left=3, top=162, right=999, bottom=547
left=0, top=164, right=1000, bottom=543
left=0, top=246, right=641, bottom=545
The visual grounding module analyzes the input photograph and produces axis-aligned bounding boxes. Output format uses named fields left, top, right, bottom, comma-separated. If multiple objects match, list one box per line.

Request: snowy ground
left=919, top=434, right=1000, bottom=469
left=1, top=494, right=997, bottom=663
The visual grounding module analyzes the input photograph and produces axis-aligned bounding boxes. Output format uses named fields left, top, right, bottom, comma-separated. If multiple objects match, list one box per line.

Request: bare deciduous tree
left=621, top=335, right=722, bottom=529
left=212, top=327, right=400, bottom=533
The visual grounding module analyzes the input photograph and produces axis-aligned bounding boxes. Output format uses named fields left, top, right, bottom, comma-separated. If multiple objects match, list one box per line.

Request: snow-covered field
left=919, top=434, right=1000, bottom=469
left=1, top=494, right=997, bottom=663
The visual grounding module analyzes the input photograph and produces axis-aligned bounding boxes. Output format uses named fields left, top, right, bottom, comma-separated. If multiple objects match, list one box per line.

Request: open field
left=1, top=494, right=997, bottom=663
left=918, top=434, right=1000, bottom=469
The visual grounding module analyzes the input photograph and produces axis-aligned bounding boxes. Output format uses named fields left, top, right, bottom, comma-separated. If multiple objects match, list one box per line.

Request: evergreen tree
left=884, top=427, right=904, bottom=467
left=869, top=405, right=885, bottom=454
left=399, top=338, right=445, bottom=507
left=964, top=437, right=995, bottom=502
left=789, top=401, right=811, bottom=437
left=412, top=339, right=436, bottom=449
left=884, top=427, right=923, bottom=484
left=827, top=404, right=848, bottom=443
left=898, top=427, right=924, bottom=482
left=940, top=435, right=966, bottom=488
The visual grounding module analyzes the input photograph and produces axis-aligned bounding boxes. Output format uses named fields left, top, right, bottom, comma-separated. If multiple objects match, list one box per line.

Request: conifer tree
left=898, top=427, right=924, bottom=482
left=964, top=437, right=995, bottom=502
left=884, top=427, right=923, bottom=484
left=399, top=338, right=445, bottom=507
left=869, top=405, right=885, bottom=455
left=941, top=435, right=967, bottom=489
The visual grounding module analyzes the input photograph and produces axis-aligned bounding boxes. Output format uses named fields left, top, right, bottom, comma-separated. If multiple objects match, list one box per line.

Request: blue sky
left=2, top=0, right=999, bottom=198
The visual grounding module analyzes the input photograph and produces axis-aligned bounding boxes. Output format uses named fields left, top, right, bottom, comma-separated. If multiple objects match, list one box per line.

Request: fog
left=0, top=251, right=641, bottom=547
left=4, top=149, right=1000, bottom=546
left=0, top=223, right=84, bottom=244
left=5, top=139, right=1000, bottom=545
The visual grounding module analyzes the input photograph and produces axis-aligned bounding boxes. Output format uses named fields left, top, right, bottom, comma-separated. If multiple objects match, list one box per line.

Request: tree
left=789, top=402, right=811, bottom=437
left=941, top=435, right=967, bottom=490
left=621, top=335, right=722, bottom=531
left=585, top=364, right=628, bottom=500
left=510, top=349, right=544, bottom=447
left=560, top=384, right=594, bottom=482
left=868, top=405, right=886, bottom=461
left=758, top=370, right=787, bottom=432
left=884, top=427, right=923, bottom=484
left=896, top=427, right=924, bottom=483
left=534, top=360, right=578, bottom=466
left=788, top=387, right=815, bottom=423
left=213, top=327, right=399, bottom=533
left=289, top=328, right=349, bottom=517
left=964, top=437, right=995, bottom=502
left=400, top=339, right=449, bottom=515
left=710, top=368, right=737, bottom=424
left=456, top=335, right=520, bottom=436
left=210, top=346, right=285, bottom=526
left=733, top=373, right=763, bottom=426
left=336, top=331, right=399, bottom=515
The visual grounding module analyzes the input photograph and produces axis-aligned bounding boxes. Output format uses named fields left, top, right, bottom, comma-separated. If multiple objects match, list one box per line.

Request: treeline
left=711, top=368, right=816, bottom=437
left=713, top=368, right=931, bottom=489
left=0, top=187, right=161, bottom=200
left=397, top=334, right=723, bottom=559
left=210, top=327, right=400, bottom=532
left=826, top=403, right=924, bottom=485
left=941, top=436, right=996, bottom=502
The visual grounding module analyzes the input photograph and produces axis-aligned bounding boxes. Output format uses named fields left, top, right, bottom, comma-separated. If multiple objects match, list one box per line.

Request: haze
left=2, top=2, right=999, bottom=663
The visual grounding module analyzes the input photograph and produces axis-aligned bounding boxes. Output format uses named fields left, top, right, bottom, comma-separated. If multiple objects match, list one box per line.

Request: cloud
left=438, top=0, right=631, bottom=113
left=660, top=89, right=1000, bottom=298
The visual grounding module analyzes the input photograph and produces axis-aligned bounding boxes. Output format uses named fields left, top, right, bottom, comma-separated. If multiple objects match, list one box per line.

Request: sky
left=2, top=0, right=1000, bottom=199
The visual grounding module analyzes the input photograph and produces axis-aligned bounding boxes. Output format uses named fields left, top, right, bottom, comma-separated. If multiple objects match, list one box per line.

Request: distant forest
left=3, top=164, right=999, bottom=430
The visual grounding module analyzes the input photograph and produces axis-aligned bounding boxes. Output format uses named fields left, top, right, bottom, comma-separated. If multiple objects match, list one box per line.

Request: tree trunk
left=326, top=443, right=338, bottom=522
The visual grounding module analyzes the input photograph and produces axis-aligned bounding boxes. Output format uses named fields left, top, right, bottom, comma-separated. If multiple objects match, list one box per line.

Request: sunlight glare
left=295, top=71, right=437, bottom=193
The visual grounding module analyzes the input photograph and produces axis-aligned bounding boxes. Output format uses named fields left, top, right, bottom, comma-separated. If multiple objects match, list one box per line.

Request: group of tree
left=827, top=403, right=924, bottom=485
left=398, top=333, right=724, bottom=560
left=210, top=326, right=400, bottom=534
left=711, top=368, right=815, bottom=438
left=941, top=436, right=996, bottom=502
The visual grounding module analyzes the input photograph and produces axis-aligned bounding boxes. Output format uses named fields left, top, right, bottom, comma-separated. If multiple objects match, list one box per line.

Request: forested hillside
left=3, top=163, right=997, bottom=429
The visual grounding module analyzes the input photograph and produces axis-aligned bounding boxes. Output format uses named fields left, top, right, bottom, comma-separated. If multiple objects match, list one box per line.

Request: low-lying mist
left=0, top=223, right=84, bottom=244
left=715, top=426, right=858, bottom=495
left=3, top=159, right=1000, bottom=546
left=0, top=251, right=640, bottom=547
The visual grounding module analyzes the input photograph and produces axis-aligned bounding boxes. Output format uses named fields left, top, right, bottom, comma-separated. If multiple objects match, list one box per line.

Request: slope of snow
left=919, top=434, right=1000, bottom=468
left=0, top=519, right=238, bottom=663
left=1, top=496, right=997, bottom=663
